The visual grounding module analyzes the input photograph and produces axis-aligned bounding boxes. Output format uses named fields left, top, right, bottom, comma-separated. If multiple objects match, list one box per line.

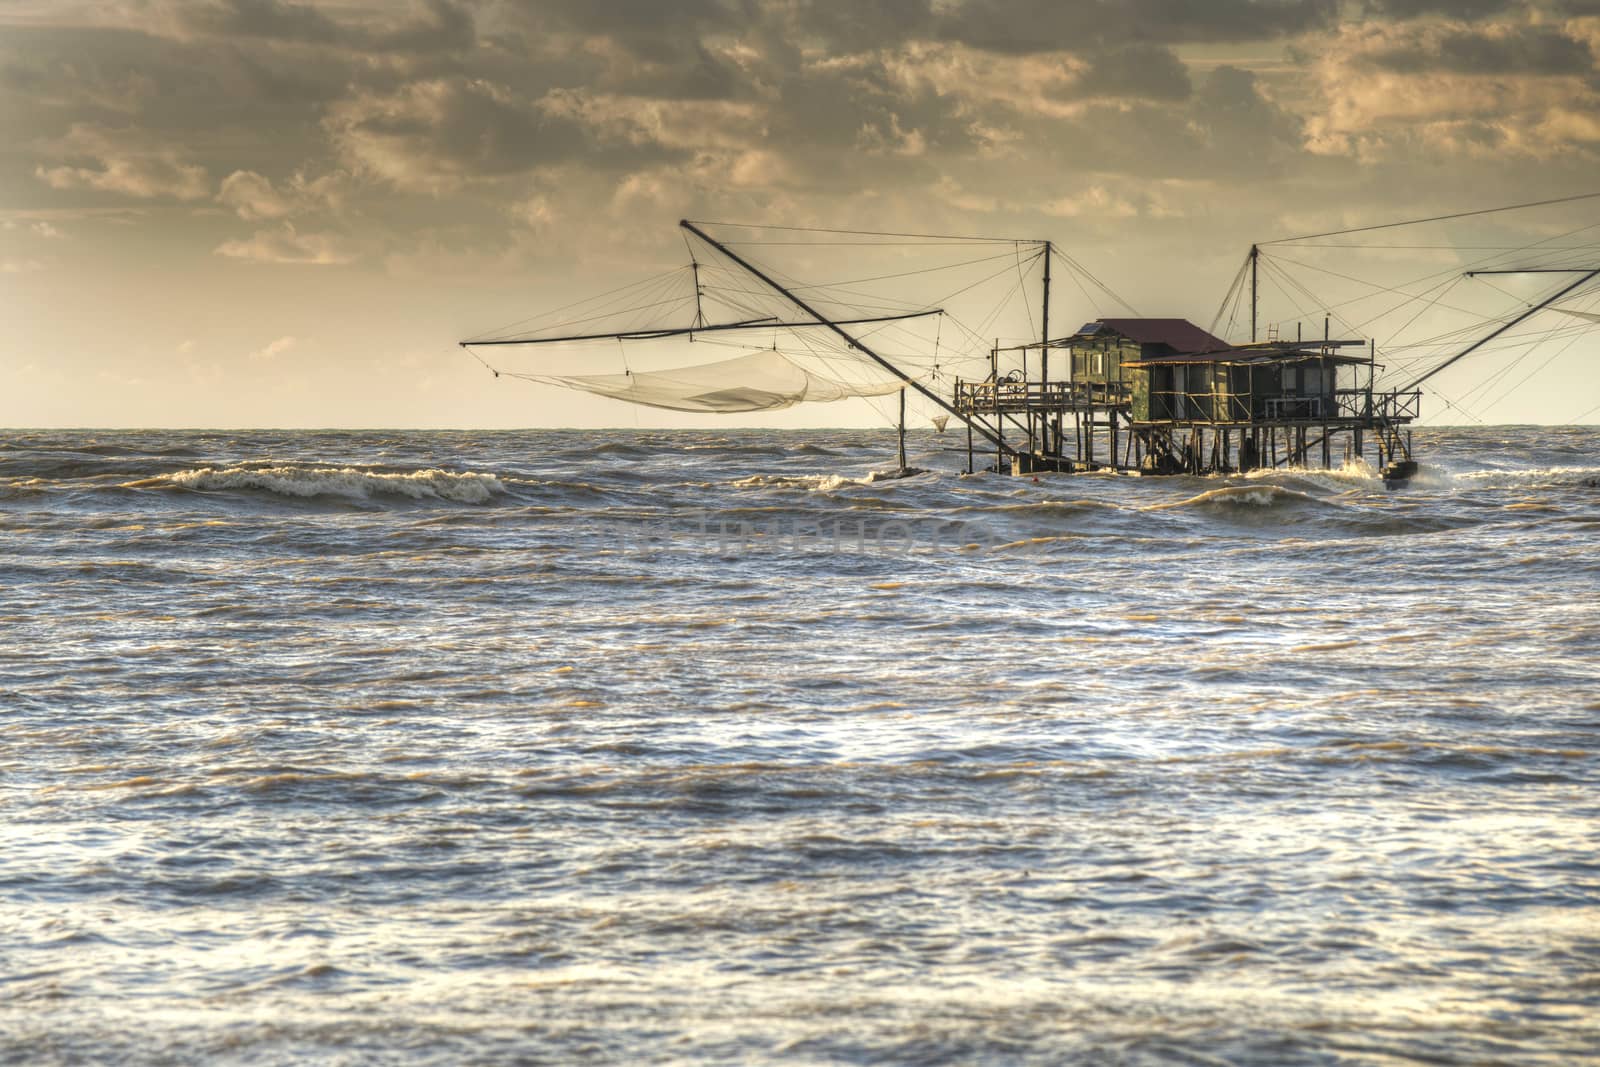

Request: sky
left=4, top=0, right=1600, bottom=429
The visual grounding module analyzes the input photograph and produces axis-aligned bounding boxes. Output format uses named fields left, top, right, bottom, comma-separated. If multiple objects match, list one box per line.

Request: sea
left=3, top=425, right=1598, bottom=1065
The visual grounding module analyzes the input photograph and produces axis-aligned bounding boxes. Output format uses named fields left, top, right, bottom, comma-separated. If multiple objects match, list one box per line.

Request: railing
left=1265, top=395, right=1324, bottom=419
left=1377, top=390, right=1421, bottom=421
left=1332, top=390, right=1421, bottom=421
left=955, top=378, right=1128, bottom=412
left=1145, top=391, right=1254, bottom=422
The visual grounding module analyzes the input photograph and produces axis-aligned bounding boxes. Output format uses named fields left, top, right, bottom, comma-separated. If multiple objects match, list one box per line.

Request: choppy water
left=3, top=426, right=1599, bottom=1065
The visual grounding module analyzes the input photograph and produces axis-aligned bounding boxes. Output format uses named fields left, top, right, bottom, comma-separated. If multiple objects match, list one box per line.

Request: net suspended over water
left=521, top=348, right=906, bottom=413
left=459, top=219, right=1127, bottom=424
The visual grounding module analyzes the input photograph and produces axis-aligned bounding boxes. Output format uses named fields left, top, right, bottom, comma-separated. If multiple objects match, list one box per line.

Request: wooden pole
left=897, top=387, right=907, bottom=472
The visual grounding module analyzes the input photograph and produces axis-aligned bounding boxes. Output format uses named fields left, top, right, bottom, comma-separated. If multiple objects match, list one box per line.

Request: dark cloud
left=935, top=0, right=1336, bottom=55
left=779, top=0, right=937, bottom=53
left=488, top=0, right=762, bottom=98
left=372, top=0, right=477, bottom=55
left=179, top=0, right=478, bottom=55
left=508, top=0, right=738, bottom=62
left=1068, top=44, right=1193, bottom=100
left=0, top=25, right=345, bottom=155
left=1184, top=65, right=1301, bottom=174
left=325, top=78, right=682, bottom=190
left=768, top=57, right=974, bottom=158
left=334, top=80, right=582, bottom=179
left=620, top=44, right=748, bottom=100
left=1367, top=26, right=1594, bottom=75
left=1364, top=0, right=1526, bottom=17
left=179, top=0, right=345, bottom=44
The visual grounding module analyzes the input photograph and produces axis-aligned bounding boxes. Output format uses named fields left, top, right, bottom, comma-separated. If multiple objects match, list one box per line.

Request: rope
left=685, top=218, right=1037, bottom=243
left=1262, top=190, right=1600, bottom=245
left=1013, top=245, right=1039, bottom=342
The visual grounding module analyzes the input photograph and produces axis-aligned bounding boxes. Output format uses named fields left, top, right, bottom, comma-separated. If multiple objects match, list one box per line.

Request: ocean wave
left=1451, top=464, right=1600, bottom=489
left=126, top=465, right=505, bottom=504
left=683, top=443, right=788, bottom=456
left=1146, top=484, right=1333, bottom=513
left=1244, top=460, right=1380, bottom=487
left=731, top=473, right=873, bottom=492
left=580, top=442, right=653, bottom=457
left=967, top=499, right=1128, bottom=518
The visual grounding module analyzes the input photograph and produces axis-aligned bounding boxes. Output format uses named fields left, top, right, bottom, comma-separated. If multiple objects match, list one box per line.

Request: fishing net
left=520, top=349, right=906, bottom=413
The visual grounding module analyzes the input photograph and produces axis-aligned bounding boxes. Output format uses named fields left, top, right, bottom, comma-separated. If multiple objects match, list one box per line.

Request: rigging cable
left=685, top=218, right=1040, bottom=243
left=1208, top=251, right=1252, bottom=340
left=1260, top=190, right=1600, bottom=245
left=1013, top=244, right=1041, bottom=342
left=1053, top=246, right=1140, bottom=316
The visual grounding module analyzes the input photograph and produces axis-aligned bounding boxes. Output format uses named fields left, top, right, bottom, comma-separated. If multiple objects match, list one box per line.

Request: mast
left=1041, top=241, right=1052, bottom=458
left=679, top=219, right=1010, bottom=454
left=690, top=258, right=707, bottom=328
left=1401, top=267, right=1600, bottom=392
left=1250, top=244, right=1259, bottom=343
left=1041, top=241, right=1051, bottom=384
left=897, top=388, right=907, bottom=472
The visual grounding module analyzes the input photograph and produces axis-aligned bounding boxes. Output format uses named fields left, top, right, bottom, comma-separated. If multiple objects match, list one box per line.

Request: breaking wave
left=128, top=465, right=506, bottom=504
left=732, top=473, right=878, bottom=492
left=1149, top=484, right=1326, bottom=510
left=1451, top=464, right=1600, bottom=489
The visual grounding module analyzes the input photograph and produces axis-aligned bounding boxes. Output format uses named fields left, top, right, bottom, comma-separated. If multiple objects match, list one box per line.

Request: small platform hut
left=954, top=317, right=1419, bottom=478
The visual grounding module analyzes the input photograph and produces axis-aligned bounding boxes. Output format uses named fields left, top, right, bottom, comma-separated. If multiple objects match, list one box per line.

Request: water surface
left=3, top=426, right=1598, bottom=1063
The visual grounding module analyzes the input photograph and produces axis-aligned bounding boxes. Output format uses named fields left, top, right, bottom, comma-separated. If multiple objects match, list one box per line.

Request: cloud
left=1304, top=18, right=1600, bottom=161
left=217, top=170, right=297, bottom=220
left=324, top=77, right=683, bottom=193
left=35, top=158, right=211, bottom=201
left=1365, top=24, right=1594, bottom=74
left=767, top=0, right=938, bottom=53
left=324, top=78, right=588, bottom=192
left=248, top=334, right=298, bottom=361
left=934, top=0, right=1337, bottom=54
left=34, top=123, right=213, bottom=202
left=370, top=0, right=476, bottom=54
left=1042, top=185, right=1144, bottom=218
left=1365, top=0, right=1527, bottom=18
left=217, top=168, right=349, bottom=220
left=179, top=0, right=344, bottom=44
left=214, top=224, right=356, bottom=264
left=177, top=0, right=476, bottom=54
left=519, top=0, right=738, bottom=59
left=1, top=258, right=46, bottom=273
left=1059, top=45, right=1194, bottom=101
left=31, top=124, right=212, bottom=200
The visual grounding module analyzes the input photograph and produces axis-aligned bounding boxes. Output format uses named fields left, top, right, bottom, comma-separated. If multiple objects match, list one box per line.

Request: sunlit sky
left=4, top=0, right=1600, bottom=429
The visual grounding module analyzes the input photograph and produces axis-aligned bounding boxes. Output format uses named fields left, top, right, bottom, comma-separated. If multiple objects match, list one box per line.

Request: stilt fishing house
left=953, top=303, right=1419, bottom=480
left=463, top=201, right=1600, bottom=486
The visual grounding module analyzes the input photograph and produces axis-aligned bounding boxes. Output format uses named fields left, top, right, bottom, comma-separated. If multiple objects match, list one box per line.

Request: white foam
left=1146, top=484, right=1322, bottom=512
left=1244, top=459, right=1379, bottom=486
left=160, top=465, right=505, bottom=504
left=1451, top=464, right=1600, bottom=488
left=731, top=473, right=874, bottom=492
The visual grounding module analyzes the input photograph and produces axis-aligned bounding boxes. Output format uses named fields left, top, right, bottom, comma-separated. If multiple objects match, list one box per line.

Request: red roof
left=1093, top=318, right=1228, bottom=355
